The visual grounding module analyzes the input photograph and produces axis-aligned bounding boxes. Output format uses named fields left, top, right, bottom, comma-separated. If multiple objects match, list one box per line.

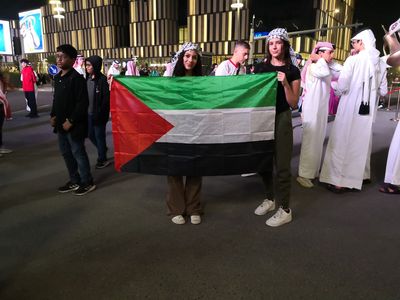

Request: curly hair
left=172, top=50, right=202, bottom=77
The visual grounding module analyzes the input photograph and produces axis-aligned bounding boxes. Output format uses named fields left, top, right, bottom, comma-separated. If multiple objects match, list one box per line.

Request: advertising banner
left=18, top=9, right=44, bottom=53
left=0, top=20, right=12, bottom=55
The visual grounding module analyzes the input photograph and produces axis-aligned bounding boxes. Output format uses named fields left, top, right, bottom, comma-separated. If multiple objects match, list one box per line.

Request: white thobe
left=320, top=50, right=387, bottom=189
left=107, top=67, right=120, bottom=77
left=385, top=122, right=400, bottom=185
left=298, top=58, right=332, bottom=179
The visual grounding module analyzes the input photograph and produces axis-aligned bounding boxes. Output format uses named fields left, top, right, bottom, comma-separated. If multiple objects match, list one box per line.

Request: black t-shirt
left=254, top=62, right=300, bottom=114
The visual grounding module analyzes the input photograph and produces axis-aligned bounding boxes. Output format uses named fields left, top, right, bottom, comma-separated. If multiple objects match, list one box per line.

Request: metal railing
left=387, top=81, right=400, bottom=121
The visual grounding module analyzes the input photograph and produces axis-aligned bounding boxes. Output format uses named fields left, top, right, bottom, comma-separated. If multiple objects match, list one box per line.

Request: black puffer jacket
left=86, top=55, right=110, bottom=125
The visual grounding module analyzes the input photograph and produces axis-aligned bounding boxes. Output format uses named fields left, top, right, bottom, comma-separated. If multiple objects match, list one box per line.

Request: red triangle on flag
left=110, top=80, right=174, bottom=171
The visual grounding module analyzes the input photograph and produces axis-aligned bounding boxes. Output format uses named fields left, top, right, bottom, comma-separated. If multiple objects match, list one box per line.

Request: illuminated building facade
left=15, top=0, right=355, bottom=65
left=128, top=0, right=179, bottom=62
left=254, top=0, right=356, bottom=62
left=40, top=0, right=129, bottom=60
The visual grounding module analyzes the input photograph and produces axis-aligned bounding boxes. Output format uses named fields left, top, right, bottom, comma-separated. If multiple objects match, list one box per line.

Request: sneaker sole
left=190, top=217, right=202, bottom=225
left=73, top=185, right=96, bottom=196
left=172, top=219, right=185, bottom=225
left=58, top=187, right=79, bottom=193
left=95, top=162, right=111, bottom=169
left=266, top=217, right=292, bottom=227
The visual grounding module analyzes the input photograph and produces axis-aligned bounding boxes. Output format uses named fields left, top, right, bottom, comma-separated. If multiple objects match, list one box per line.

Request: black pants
left=25, top=91, right=38, bottom=116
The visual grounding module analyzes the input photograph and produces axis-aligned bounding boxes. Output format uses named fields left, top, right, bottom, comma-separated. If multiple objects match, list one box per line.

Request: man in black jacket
left=85, top=55, right=110, bottom=169
left=50, top=44, right=95, bottom=196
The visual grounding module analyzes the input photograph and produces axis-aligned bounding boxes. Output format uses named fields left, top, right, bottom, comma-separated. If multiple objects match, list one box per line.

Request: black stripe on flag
left=121, top=140, right=274, bottom=176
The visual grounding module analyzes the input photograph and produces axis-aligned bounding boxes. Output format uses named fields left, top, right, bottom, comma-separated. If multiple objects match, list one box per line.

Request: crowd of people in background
left=1, top=24, right=399, bottom=227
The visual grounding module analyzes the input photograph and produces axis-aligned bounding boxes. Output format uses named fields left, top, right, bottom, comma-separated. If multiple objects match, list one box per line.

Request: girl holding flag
left=164, top=42, right=204, bottom=225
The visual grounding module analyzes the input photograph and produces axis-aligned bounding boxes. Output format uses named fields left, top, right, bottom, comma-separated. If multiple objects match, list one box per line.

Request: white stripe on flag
left=155, top=107, right=275, bottom=144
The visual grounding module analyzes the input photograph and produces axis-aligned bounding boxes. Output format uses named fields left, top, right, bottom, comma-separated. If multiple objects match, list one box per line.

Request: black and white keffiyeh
left=266, top=28, right=299, bottom=67
left=164, top=42, right=202, bottom=76
left=266, top=28, right=289, bottom=42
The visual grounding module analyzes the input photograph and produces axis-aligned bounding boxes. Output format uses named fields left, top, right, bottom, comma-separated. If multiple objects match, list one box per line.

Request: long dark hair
left=172, top=50, right=202, bottom=77
left=265, top=40, right=292, bottom=69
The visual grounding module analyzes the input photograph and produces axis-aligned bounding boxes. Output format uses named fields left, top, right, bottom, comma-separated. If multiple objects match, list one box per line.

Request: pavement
left=1, top=85, right=400, bottom=299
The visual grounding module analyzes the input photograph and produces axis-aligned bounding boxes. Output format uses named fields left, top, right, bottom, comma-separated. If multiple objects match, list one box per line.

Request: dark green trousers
left=260, top=110, right=293, bottom=209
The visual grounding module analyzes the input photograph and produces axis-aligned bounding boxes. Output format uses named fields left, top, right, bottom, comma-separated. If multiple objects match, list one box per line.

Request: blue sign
left=19, top=9, right=45, bottom=53
left=48, top=64, right=58, bottom=76
left=0, top=20, right=12, bottom=54
left=254, top=31, right=269, bottom=38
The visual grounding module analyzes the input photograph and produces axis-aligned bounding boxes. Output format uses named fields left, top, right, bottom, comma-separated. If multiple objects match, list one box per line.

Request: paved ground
left=1, top=85, right=400, bottom=299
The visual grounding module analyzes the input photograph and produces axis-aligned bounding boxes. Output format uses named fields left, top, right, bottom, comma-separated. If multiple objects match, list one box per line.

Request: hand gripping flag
left=111, top=73, right=277, bottom=176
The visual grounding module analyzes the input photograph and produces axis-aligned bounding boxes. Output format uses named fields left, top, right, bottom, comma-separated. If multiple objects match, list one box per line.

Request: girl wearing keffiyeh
left=164, top=42, right=204, bottom=225
left=253, top=28, right=301, bottom=227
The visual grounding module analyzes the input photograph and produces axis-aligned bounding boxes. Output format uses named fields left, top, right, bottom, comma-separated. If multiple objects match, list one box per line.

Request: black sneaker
left=58, top=181, right=80, bottom=193
left=73, top=183, right=96, bottom=196
left=95, top=160, right=111, bottom=169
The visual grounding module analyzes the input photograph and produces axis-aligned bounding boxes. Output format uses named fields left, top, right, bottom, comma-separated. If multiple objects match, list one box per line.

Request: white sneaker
left=266, top=207, right=292, bottom=227
left=254, top=199, right=275, bottom=216
left=171, top=215, right=185, bottom=225
left=0, top=148, right=12, bottom=154
left=296, top=176, right=314, bottom=188
left=190, top=215, right=201, bottom=225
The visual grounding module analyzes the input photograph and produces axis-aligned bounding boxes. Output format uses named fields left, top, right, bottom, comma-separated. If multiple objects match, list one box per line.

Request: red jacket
left=21, top=66, right=36, bottom=92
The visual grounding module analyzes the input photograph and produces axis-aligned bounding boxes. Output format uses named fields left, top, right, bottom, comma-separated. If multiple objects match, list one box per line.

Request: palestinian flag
left=110, top=73, right=277, bottom=176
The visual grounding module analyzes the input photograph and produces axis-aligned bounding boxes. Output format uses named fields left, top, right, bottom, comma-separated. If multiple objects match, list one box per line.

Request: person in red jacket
left=20, top=58, right=38, bottom=118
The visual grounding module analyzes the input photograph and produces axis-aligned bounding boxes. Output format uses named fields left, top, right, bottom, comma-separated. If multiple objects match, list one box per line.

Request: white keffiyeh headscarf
left=164, top=42, right=202, bottom=77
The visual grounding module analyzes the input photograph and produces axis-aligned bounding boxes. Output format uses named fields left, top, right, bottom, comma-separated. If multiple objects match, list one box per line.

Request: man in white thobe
left=320, top=29, right=388, bottom=191
left=380, top=20, right=400, bottom=193
left=297, top=42, right=336, bottom=188
left=107, top=60, right=121, bottom=78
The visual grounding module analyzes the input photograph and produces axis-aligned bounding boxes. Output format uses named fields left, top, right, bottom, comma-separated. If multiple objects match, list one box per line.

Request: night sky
left=0, top=0, right=398, bottom=50
left=0, top=1, right=47, bottom=19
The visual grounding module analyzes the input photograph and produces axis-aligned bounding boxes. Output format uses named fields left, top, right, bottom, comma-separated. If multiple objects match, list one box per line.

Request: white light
left=53, top=14, right=65, bottom=19
left=49, top=0, right=61, bottom=5
left=327, top=8, right=340, bottom=14
left=231, top=0, right=243, bottom=9
left=231, top=3, right=243, bottom=9
left=53, top=6, right=65, bottom=12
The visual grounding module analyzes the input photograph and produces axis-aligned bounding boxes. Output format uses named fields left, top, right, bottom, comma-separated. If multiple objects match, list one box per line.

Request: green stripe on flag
left=115, top=73, right=277, bottom=110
